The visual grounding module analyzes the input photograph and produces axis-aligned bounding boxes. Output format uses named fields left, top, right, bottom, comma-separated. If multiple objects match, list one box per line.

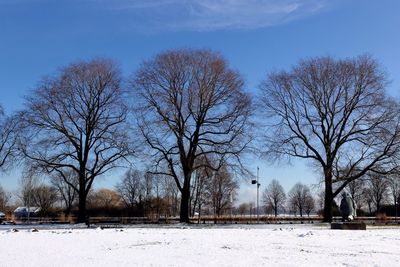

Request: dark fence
left=5, top=215, right=400, bottom=226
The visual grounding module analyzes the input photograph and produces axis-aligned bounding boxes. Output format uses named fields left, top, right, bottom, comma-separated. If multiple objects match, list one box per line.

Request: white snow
left=1, top=224, right=399, bottom=267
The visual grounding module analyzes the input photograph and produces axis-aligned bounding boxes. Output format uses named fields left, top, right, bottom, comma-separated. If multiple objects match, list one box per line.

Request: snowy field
left=1, top=224, right=400, bottom=267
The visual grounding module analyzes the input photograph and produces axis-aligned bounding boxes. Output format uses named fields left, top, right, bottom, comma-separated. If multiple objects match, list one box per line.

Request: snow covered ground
left=1, top=224, right=399, bottom=267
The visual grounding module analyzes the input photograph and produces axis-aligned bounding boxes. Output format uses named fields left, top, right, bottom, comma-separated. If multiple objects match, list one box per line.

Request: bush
left=375, top=213, right=387, bottom=223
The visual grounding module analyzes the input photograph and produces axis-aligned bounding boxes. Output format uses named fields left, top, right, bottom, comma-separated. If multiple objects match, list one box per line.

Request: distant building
left=14, top=207, right=41, bottom=218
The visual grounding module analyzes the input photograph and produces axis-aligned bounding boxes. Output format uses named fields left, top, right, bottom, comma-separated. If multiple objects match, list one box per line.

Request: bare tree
left=18, top=165, right=40, bottom=208
left=259, top=55, right=400, bottom=222
left=31, top=185, right=58, bottom=215
left=142, top=171, right=154, bottom=216
left=132, top=49, right=252, bottom=222
left=346, top=178, right=365, bottom=211
left=162, top=174, right=180, bottom=217
left=116, top=169, right=144, bottom=210
left=362, top=187, right=374, bottom=214
left=262, top=179, right=286, bottom=217
left=316, top=189, right=325, bottom=215
left=288, top=183, right=312, bottom=217
left=366, top=173, right=389, bottom=213
left=88, top=188, right=121, bottom=209
left=237, top=202, right=249, bottom=217
left=152, top=173, right=166, bottom=218
left=190, top=166, right=209, bottom=218
left=0, top=185, right=11, bottom=211
left=304, top=194, right=315, bottom=216
left=388, top=174, right=400, bottom=209
left=51, top=170, right=78, bottom=216
left=0, top=106, right=18, bottom=170
left=205, top=166, right=238, bottom=218
left=19, top=59, right=134, bottom=222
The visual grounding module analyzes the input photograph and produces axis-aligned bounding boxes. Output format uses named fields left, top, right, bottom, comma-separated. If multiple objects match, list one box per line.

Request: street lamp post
left=252, top=167, right=260, bottom=224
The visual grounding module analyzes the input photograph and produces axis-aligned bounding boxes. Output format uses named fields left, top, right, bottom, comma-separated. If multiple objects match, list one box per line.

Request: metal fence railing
left=3, top=215, right=400, bottom=226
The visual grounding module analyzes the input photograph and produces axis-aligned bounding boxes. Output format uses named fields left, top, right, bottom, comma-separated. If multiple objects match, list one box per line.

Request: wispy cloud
left=95, top=0, right=331, bottom=31
left=0, top=0, right=332, bottom=32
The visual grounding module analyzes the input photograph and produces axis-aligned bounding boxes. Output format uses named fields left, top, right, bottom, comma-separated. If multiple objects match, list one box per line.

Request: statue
left=339, top=192, right=356, bottom=221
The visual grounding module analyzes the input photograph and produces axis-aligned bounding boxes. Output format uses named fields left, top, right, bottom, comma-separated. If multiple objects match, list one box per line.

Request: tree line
left=1, top=165, right=238, bottom=220
left=1, top=49, right=400, bottom=223
left=263, top=175, right=400, bottom=218
left=3, top=168, right=397, bottom=220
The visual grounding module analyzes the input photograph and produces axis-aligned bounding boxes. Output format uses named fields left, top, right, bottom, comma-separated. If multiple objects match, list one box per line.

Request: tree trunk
left=77, top=174, right=87, bottom=223
left=180, top=186, right=190, bottom=223
left=323, top=173, right=333, bottom=222
left=65, top=206, right=72, bottom=217
left=197, top=202, right=202, bottom=224
left=77, top=191, right=87, bottom=223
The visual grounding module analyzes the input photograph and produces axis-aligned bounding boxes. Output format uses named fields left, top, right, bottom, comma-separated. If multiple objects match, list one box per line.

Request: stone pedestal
left=331, top=222, right=366, bottom=230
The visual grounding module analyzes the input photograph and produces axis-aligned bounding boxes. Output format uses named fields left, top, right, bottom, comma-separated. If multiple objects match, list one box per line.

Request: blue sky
left=1, top=0, right=400, bottom=202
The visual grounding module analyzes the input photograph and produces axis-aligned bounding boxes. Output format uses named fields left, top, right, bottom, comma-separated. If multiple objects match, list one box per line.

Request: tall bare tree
left=205, top=166, right=238, bottom=218
left=116, top=169, right=144, bottom=210
left=51, top=170, right=78, bottom=216
left=18, top=165, right=41, bottom=208
left=362, top=187, right=374, bottom=214
left=388, top=174, right=400, bottom=209
left=162, top=174, right=180, bottom=217
left=190, top=166, right=209, bottom=218
left=288, top=182, right=313, bottom=217
left=0, top=184, right=11, bottom=211
left=262, top=179, right=286, bottom=217
left=0, top=106, right=18, bottom=170
left=346, top=178, right=365, bottom=211
left=31, top=185, right=59, bottom=215
left=19, top=59, right=134, bottom=222
left=259, top=55, right=400, bottom=222
left=366, top=173, right=389, bottom=213
left=304, top=194, right=315, bottom=216
left=132, top=49, right=252, bottom=222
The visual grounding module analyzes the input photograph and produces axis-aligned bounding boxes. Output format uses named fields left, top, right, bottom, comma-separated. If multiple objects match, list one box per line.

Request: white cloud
left=96, top=0, right=331, bottom=31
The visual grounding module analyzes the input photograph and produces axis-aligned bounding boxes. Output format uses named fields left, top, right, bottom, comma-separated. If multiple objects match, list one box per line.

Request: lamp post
left=251, top=167, right=260, bottom=224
